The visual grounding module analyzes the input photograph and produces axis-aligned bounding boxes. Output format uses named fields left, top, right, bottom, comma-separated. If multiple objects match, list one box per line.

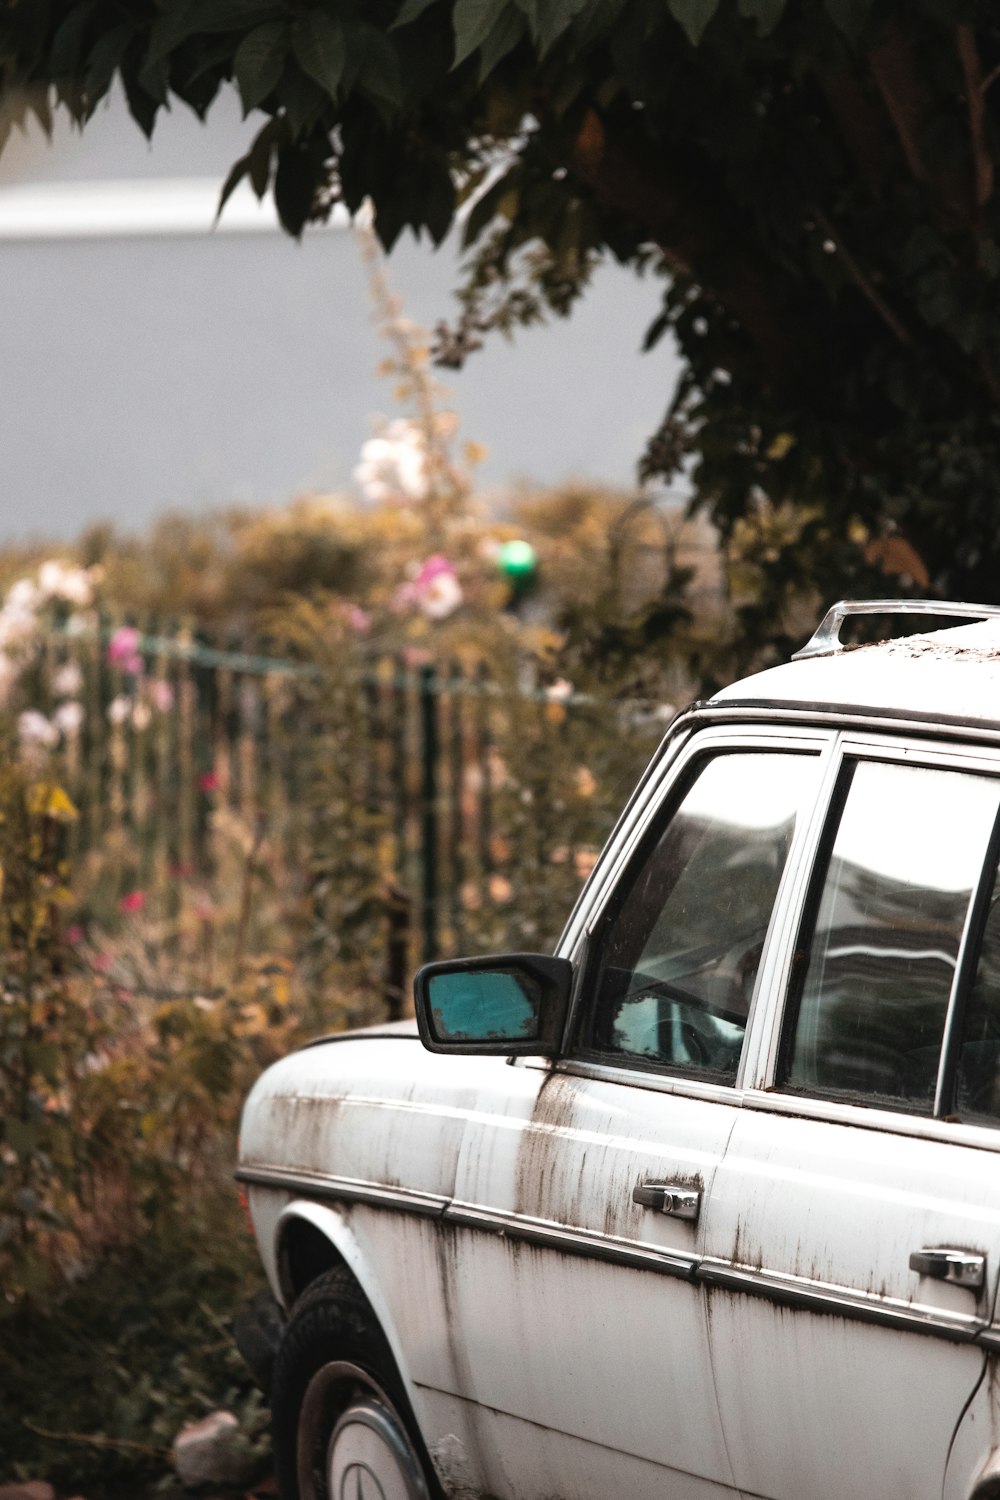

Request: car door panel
left=705, top=1108, right=997, bottom=1500
left=446, top=1061, right=739, bottom=1498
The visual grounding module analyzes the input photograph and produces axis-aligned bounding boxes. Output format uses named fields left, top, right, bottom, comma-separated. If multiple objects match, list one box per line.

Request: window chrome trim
left=553, top=1056, right=749, bottom=1105
left=740, top=1088, right=1000, bottom=1152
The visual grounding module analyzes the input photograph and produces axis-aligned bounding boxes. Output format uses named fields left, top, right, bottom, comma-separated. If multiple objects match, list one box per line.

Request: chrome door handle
left=632, top=1182, right=700, bottom=1222
left=909, top=1248, right=986, bottom=1290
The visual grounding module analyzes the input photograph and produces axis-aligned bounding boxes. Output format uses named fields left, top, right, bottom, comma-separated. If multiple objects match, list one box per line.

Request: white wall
left=0, top=86, right=683, bottom=542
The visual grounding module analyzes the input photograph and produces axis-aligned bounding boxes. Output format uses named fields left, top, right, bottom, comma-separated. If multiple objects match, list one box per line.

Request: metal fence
left=26, top=622, right=668, bottom=996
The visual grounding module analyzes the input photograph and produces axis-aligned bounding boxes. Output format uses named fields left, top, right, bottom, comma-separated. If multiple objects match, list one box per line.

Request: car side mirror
left=413, top=953, right=573, bottom=1055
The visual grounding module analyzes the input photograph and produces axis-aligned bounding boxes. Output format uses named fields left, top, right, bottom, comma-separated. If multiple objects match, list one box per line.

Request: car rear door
left=703, top=734, right=1000, bottom=1500
left=440, top=727, right=830, bottom=1500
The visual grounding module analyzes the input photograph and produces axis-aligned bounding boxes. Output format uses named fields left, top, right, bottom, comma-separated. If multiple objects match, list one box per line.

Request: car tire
left=271, top=1267, right=438, bottom=1500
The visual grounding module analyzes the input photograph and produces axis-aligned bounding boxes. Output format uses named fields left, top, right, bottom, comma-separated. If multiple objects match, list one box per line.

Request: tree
left=4, top=1, right=1000, bottom=621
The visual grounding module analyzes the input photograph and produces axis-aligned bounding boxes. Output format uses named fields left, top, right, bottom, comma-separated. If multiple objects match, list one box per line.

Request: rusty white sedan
left=238, top=600, right=1000, bottom=1500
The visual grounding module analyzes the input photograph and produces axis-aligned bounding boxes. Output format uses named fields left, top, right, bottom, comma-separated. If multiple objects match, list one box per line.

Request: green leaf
left=122, top=71, right=159, bottom=137
left=283, top=69, right=328, bottom=138
left=423, top=160, right=456, bottom=243
left=292, top=12, right=346, bottom=101
left=737, top=0, right=787, bottom=38
left=83, top=24, right=131, bottom=104
left=454, top=0, right=508, bottom=67
left=355, top=27, right=403, bottom=110
left=479, top=5, right=525, bottom=79
left=824, top=0, right=873, bottom=42
left=571, top=0, right=629, bottom=52
left=49, top=2, right=98, bottom=78
left=248, top=117, right=282, bottom=197
left=667, top=0, right=720, bottom=44
left=537, top=0, right=590, bottom=57
left=392, top=0, right=442, bottom=28
left=234, top=22, right=288, bottom=114
left=145, top=0, right=281, bottom=68
left=511, top=0, right=541, bottom=41
left=215, top=151, right=251, bottom=220
left=274, top=144, right=316, bottom=236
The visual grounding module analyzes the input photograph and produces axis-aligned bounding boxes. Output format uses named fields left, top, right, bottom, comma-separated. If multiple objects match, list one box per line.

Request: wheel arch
left=274, top=1200, right=420, bottom=1410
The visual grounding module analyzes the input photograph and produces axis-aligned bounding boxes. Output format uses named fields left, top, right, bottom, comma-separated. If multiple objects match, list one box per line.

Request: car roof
left=711, top=614, right=1000, bottom=731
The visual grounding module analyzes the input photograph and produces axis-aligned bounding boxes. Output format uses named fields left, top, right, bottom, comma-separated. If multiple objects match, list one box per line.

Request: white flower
left=7, top=578, right=39, bottom=612
left=354, top=419, right=429, bottom=504
left=420, top=570, right=463, bottom=619
left=18, top=710, right=58, bottom=749
left=38, top=560, right=70, bottom=599
left=52, top=661, right=84, bottom=698
left=37, top=559, right=94, bottom=607
left=544, top=678, right=575, bottom=702
left=131, top=701, right=152, bottom=732
left=53, top=700, right=84, bottom=737
left=107, top=694, right=132, bottom=726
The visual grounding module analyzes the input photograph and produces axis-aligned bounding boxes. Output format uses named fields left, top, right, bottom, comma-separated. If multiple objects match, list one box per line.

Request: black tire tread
left=270, top=1267, right=440, bottom=1500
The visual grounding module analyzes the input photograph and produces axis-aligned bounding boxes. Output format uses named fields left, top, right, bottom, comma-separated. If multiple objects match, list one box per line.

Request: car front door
left=703, top=738, right=1000, bottom=1500
left=439, top=729, right=828, bottom=1500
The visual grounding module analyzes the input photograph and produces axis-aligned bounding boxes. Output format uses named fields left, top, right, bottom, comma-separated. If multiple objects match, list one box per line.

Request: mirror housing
left=413, top=953, right=573, bottom=1055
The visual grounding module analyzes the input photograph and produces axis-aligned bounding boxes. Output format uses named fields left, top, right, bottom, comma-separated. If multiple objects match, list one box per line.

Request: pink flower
left=346, top=605, right=371, bottom=634
left=199, top=770, right=220, bottom=793
left=119, top=889, right=145, bottom=914
left=148, top=678, right=174, bottom=712
left=405, top=555, right=464, bottom=621
left=64, top=925, right=84, bottom=945
left=107, top=626, right=143, bottom=675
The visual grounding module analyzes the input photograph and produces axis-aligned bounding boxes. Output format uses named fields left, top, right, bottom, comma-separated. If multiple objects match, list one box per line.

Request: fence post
left=419, top=664, right=439, bottom=963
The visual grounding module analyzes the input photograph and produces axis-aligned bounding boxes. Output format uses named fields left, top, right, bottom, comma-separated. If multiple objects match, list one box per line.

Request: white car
left=237, top=600, right=1000, bottom=1500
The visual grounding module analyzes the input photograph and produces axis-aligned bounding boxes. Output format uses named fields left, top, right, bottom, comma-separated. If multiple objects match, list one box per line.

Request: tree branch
left=569, top=110, right=808, bottom=384
left=869, top=18, right=976, bottom=224
left=813, top=208, right=912, bottom=345
left=957, top=23, right=994, bottom=210
left=817, top=62, right=892, bottom=191
left=869, top=20, right=929, bottom=183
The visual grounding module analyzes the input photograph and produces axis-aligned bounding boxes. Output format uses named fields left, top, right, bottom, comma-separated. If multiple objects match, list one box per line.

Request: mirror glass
left=428, top=967, right=540, bottom=1042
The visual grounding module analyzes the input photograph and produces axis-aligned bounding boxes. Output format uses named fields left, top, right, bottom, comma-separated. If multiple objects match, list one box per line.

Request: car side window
left=580, top=750, right=817, bottom=1081
left=782, top=759, right=1000, bottom=1113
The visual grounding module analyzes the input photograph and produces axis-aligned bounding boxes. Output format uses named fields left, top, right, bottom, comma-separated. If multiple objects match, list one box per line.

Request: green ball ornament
left=497, top=539, right=537, bottom=584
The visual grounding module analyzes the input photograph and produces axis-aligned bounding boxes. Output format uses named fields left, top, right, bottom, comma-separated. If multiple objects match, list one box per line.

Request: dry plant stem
left=23, top=1419, right=169, bottom=1457
left=231, top=822, right=264, bottom=982
left=356, top=222, right=466, bottom=543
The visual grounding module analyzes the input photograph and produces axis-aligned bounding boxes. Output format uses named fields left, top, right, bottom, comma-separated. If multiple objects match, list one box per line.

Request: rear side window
left=580, top=750, right=817, bottom=1081
left=782, top=760, right=1000, bottom=1113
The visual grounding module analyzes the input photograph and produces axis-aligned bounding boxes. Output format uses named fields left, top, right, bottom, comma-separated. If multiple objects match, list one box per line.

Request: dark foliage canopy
left=5, top=0, right=1000, bottom=612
